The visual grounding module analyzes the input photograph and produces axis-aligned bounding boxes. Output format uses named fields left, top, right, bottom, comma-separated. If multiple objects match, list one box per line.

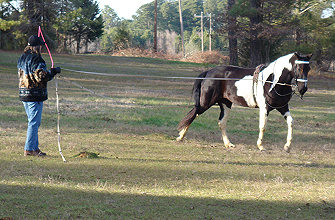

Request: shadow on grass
left=117, top=157, right=335, bottom=169
left=1, top=183, right=334, bottom=219
left=1, top=156, right=334, bottom=193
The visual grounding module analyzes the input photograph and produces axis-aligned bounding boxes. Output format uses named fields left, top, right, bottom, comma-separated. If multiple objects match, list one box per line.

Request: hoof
left=224, top=143, right=235, bottom=148
left=258, top=145, right=266, bottom=152
left=176, top=137, right=183, bottom=142
left=284, top=145, right=291, bottom=153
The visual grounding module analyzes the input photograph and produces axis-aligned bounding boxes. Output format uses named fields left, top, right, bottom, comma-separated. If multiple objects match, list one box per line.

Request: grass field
left=0, top=50, right=334, bottom=219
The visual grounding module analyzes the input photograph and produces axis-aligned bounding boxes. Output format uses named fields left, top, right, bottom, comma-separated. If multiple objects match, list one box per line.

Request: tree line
left=0, top=0, right=103, bottom=53
left=1, top=0, right=335, bottom=67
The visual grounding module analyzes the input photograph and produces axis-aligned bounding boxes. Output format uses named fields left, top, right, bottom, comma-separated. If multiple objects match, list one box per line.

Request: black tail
left=192, top=71, right=207, bottom=107
left=177, top=71, right=208, bottom=131
left=177, top=107, right=197, bottom=131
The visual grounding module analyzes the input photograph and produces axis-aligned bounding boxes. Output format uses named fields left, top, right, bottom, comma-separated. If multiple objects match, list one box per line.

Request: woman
left=18, top=35, right=61, bottom=156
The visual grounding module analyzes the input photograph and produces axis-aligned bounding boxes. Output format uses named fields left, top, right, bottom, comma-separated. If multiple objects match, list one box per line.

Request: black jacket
left=18, top=51, right=55, bottom=102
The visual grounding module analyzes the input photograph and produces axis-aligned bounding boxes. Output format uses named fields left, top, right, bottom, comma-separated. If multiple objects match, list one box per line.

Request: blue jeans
left=23, top=101, right=43, bottom=151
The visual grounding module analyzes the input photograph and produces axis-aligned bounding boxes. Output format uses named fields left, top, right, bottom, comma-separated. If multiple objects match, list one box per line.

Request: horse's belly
left=234, top=76, right=257, bottom=108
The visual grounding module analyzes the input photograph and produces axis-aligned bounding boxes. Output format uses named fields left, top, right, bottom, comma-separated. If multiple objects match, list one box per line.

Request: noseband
left=264, top=59, right=310, bottom=108
left=294, top=60, right=309, bottom=87
left=274, top=60, right=309, bottom=95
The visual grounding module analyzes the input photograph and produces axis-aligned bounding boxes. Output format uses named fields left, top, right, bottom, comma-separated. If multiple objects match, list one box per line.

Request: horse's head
left=291, top=52, right=312, bottom=97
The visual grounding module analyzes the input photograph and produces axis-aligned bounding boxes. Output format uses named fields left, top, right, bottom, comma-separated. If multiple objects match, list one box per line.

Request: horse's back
left=204, top=65, right=255, bottom=78
left=199, top=65, right=257, bottom=108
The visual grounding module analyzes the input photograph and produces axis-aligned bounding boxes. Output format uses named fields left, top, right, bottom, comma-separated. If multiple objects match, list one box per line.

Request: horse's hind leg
left=218, top=101, right=235, bottom=148
left=176, top=125, right=190, bottom=142
left=176, top=107, right=196, bottom=141
left=176, top=106, right=208, bottom=141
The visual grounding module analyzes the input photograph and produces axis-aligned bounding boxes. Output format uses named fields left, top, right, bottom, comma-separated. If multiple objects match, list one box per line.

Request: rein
left=38, top=26, right=66, bottom=163
left=271, top=73, right=296, bottom=97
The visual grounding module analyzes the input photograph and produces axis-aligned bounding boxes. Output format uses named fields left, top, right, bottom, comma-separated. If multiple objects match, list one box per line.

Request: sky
left=97, top=0, right=154, bottom=20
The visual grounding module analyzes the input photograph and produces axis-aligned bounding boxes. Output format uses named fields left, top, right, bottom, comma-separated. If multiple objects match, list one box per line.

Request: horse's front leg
left=278, top=106, right=293, bottom=153
left=257, top=107, right=268, bottom=151
left=284, top=112, right=293, bottom=152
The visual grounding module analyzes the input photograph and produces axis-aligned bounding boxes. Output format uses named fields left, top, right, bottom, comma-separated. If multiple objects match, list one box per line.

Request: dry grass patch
left=0, top=51, right=334, bottom=219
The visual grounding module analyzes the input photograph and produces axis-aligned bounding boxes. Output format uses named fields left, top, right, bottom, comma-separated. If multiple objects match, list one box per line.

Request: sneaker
left=35, top=149, right=47, bottom=156
left=24, top=149, right=47, bottom=156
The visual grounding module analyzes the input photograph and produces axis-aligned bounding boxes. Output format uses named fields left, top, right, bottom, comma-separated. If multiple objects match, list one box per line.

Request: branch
left=7, top=1, right=20, bottom=13
left=299, top=0, right=328, bottom=15
left=299, top=3, right=319, bottom=14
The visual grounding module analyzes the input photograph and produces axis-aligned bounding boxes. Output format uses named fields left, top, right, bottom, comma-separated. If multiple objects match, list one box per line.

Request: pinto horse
left=177, top=52, right=312, bottom=152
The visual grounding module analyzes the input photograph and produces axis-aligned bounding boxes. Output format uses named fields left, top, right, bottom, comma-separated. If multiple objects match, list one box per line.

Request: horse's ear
left=306, top=53, right=313, bottom=60
left=294, top=52, right=301, bottom=58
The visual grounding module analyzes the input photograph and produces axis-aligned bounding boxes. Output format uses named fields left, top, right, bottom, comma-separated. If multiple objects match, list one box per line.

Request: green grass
left=0, top=50, right=335, bottom=219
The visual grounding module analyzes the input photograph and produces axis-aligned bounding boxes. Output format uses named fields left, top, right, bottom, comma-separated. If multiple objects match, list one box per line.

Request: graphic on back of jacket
left=18, top=52, right=54, bottom=102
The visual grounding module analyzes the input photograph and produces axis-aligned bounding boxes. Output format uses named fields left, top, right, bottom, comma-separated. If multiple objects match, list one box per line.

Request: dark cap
left=28, top=35, right=44, bottom=46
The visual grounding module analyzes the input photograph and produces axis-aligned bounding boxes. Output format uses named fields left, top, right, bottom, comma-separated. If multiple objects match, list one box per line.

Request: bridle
left=271, top=59, right=310, bottom=97
left=293, top=60, right=309, bottom=87
left=263, top=59, right=310, bottom=109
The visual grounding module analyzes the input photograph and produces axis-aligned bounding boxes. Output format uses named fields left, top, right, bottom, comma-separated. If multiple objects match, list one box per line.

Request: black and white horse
left=177, top=52, right=312, bottom=152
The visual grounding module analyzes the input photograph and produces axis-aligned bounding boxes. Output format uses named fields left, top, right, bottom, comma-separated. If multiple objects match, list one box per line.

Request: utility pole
left=153, top=0, right=158, bottom=52
left=194, top=12, right=213, bottom=53
left=194, top=12, right=204, bottom=52
left=178, top=0, right=185, bottom=57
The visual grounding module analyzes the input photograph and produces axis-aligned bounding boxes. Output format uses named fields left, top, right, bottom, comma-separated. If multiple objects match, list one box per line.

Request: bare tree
left=178, top=0, right=185, bottom=57
left=227, top=0, right=238, bottom=65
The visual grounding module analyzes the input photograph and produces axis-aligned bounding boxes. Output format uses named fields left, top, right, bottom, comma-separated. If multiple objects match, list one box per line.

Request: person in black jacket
left=18, top=35, right=61, bottom=156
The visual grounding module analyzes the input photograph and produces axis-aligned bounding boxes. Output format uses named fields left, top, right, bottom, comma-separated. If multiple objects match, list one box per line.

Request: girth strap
left=252, top=64, right=266, bottom=107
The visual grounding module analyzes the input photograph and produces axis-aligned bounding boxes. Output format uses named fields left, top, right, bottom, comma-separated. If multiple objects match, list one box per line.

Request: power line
left=194, top=12, right=213, bottom=52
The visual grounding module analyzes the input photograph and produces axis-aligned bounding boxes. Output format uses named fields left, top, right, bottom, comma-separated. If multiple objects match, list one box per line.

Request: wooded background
left=1, top=0, right=335, bottom=67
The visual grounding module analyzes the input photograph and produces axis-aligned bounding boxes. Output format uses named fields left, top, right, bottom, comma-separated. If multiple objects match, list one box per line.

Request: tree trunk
left=63, top=35, right=67, bottom=52
left=85, top=39, right=89, bottom=53
left=76, top=36, right=81, bottom=54
left=249, top=0, right=263, bottom=67
left=227, top=0, right=238, bottom=65
left=25, top=0, right=42, bottom=35
left=153, top=0, right=158, bottom=52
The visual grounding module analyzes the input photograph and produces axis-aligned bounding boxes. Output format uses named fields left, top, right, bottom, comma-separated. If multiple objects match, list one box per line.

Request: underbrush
left=110, top=48, right=229, bottom=65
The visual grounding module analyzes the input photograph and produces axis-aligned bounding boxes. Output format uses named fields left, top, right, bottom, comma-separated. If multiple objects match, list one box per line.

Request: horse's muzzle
left=299, top=86, right=308, bottom=97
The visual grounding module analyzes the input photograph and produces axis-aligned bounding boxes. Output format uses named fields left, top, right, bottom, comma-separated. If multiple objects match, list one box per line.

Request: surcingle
left=253, top=64, right=267, bottom=84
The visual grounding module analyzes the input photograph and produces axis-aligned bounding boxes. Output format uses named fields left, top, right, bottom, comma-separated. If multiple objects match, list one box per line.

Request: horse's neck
left=279, top=70, right=294, bottom=84
left=261, top=55, right=294, bottom=90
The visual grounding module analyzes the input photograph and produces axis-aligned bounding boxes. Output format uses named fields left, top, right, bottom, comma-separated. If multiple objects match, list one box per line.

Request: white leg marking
left=257, top=108, right=268, bottom=151
left=218, top=105, right=235, bottom=148
left=284, top=111, right=293, bottom=152
left=176, top=126, right=189, bottom=142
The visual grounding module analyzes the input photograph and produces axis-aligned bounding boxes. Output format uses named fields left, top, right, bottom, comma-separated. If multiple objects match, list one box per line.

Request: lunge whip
left=38, top=26, right=66, bottom=162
